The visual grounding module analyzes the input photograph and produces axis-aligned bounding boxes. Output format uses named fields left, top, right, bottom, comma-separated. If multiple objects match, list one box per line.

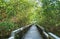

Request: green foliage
left=0, top=21, right=14, bottom=31
left=0, top=0, right=60, bottom=38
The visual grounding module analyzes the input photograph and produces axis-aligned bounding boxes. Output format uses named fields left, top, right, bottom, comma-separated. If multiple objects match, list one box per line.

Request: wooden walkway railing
left=8, top=24, right=60, bottom=39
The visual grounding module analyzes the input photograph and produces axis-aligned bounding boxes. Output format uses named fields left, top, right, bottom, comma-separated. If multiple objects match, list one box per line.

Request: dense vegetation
left=0, top=0, right=60, bottom=39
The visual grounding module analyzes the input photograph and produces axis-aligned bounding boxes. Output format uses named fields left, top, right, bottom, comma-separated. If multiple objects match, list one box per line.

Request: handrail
left=48, top=32, right=60, bottom=39
left=36, top=24, right=44, bottom=31
left=8, top=24, right=32, bottom=39
left=36, top=24, right=49, bottom=39
left=36, top=24, right=60, bottom=39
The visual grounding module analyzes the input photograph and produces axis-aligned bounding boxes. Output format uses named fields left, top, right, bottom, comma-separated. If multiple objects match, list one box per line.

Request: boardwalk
left=22, top=25, right=42, bottom=39
left=8, top=24, right=60, bottom=39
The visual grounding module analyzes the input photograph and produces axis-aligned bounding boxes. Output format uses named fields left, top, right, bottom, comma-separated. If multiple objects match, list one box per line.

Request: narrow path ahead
left=22, top=25, right=42, bottom=39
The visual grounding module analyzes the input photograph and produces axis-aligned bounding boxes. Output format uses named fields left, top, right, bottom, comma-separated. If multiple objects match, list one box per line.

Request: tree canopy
left=0, top=0, right=60, bottom=38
